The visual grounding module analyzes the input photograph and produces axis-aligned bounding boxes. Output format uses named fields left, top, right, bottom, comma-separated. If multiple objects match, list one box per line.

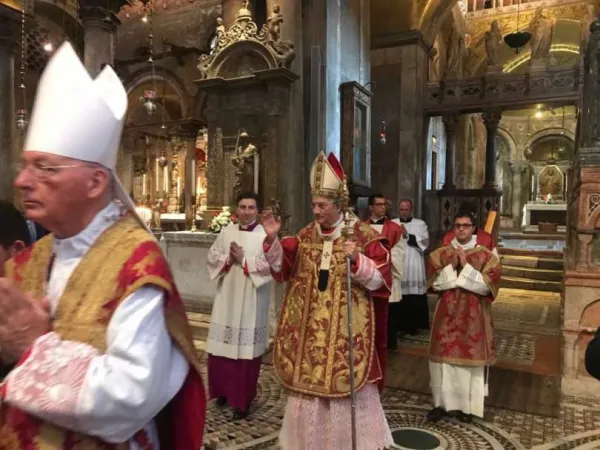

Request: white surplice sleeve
left=390, top=238, right=405, bottom=302
left=431, top=264, right=458, bottom=291
left=456, top=263, right=491, bottom=296
left=244, top=251, right=273, bottom=289
left=3, top=286, right=189, bottom=444
left=207, top=231, right=231, bottom=281
left=415, top=221, right=429, bottom=252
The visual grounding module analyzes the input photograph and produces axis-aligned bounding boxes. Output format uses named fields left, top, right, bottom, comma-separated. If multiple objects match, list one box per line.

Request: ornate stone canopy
left=196, top=3, right=295, bottom=80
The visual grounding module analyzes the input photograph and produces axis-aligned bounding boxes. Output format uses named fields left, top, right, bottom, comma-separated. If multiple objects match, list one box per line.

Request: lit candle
left=177, top=177, right=181, bottom=198
left=164, top=167, right=168, bottom=193
left=191, top=161, right=196, bottom=196
left=142, top=174, right=146, bottom=196
left=155, top=159, right=159, bottom=192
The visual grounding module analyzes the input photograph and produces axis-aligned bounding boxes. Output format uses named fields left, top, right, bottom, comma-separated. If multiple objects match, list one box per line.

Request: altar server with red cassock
left=367, top=194, right=406, bottom=380
left=426, top=211, right=502, bottom=423
left=0, top=42, right=205, bottom=449
left=262, top=152, right=394, bottom=450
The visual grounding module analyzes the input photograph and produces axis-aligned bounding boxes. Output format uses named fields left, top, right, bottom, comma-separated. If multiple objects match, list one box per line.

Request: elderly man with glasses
left=425, top=211, right=502, bottom=424
left=0, top=43, right=205, bottom=449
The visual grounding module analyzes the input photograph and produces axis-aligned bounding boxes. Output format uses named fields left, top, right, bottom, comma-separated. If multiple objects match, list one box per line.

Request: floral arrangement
left=543, top=193, right=554, bottom=204
left=209, top=206, right=237, bottom=233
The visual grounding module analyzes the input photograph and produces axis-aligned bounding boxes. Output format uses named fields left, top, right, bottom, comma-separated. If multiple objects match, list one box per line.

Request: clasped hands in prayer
left=0, top=279, right=51, bottom=364
left=454, top=247, right=468, bottom=269
left=229, top=242, right=245, bottom=264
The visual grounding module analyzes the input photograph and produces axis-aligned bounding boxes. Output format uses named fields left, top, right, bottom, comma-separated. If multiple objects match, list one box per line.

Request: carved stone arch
left=124, top=68, right=189, bottom=120
left=526, top=127, right=576, bottom=150
left=210, top=40, right=278, bottom=79
left=421, top=0, right=459, bottom=44
left=497, top=127, right=518, bottom=160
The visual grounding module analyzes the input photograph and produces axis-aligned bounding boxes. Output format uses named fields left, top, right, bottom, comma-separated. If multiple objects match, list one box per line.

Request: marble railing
left=425, top=64, right=583, bottom=114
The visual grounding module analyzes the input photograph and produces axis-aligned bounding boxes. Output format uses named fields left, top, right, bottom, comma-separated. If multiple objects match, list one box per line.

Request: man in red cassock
left=366, top=194, right=405, bottom=387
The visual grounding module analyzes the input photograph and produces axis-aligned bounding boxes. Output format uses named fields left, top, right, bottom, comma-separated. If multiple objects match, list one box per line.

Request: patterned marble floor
left=202, top=364, right=600, bottom=450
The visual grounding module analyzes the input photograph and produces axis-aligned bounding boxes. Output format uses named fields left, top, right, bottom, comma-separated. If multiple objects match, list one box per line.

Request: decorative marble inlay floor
left=202, top=364, right=600, bottom=450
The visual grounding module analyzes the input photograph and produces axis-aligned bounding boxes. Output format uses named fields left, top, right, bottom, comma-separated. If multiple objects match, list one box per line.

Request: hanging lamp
left=504, top=0, right=531, bottom=53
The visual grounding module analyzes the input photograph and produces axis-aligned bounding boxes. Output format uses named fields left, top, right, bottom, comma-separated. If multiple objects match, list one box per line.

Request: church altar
left=160, top=230, right=285, bottom=334
left=159, top=231, right=218, bottom=311
left=522, top=201, right=567, bottom=231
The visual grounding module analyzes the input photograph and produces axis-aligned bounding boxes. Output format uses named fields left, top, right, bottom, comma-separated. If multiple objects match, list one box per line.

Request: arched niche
left=211, top=40, right=276, bottom=79
left=124, top=70, right=189, bottom=124
left=526, top=133, right=575, bottom=162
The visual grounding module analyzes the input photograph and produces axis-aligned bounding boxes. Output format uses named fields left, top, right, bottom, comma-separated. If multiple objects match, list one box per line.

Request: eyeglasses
left=372, top=203, right=387, bottom=207
left=13, top=162, right=85, bottom=180
left=454, top=223, right=474, bottom=229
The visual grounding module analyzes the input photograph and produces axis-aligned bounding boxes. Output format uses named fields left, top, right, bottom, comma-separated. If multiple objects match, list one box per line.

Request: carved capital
left=482, top=108, right=502, bottom=129
left=442, top=113, right=460, bottom=134
left=168, top=120, right=203, bottom=141
left=79, top=6, right=120, bottom=33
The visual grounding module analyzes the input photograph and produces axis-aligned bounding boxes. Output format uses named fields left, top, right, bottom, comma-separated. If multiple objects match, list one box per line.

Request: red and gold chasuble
left=274, top=221, right=387, bottom=398
left=2, top=215, right=206, bottom=450
left=427, top=245, right=502, bottom=367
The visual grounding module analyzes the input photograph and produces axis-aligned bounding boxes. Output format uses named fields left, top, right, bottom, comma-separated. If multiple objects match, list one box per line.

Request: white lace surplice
left=206, top=223, right=273, bottom=360
left=393, top=218, right=429, bottom=295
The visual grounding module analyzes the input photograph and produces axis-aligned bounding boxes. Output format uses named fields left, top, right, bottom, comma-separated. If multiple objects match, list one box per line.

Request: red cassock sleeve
left=363, top=239, right=392, bottom=298
left=264, top=236, right=299, bottom=283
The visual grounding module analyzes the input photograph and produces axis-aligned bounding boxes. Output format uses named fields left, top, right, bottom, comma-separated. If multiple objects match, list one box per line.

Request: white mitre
left=24, top=42, right=141, bottom=226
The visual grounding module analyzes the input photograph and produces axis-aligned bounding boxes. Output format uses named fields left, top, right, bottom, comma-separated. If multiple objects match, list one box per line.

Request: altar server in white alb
left=393, top=199, right=430, bottom=335
left=207, top=192, right=273, bottom=420
left=0, top=42, right=205, bottom=449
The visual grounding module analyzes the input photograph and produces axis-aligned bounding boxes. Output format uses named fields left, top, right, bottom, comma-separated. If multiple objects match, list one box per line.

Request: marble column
left=442, top=113, right=460, bottom=190
left=0, top=5, right=21, bottom=202
left=80, top=7, right=120, bottom=78
left=370, top=31, right=429, bottom=215
left=222, top=0, right=239, bottom=28
left=482, top=108, right=502, bottom=188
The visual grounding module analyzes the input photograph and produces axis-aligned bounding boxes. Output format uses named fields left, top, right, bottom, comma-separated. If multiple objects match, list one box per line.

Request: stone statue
left=444, top=26, right=464, bottom=78
left=580, top=4, right=596, bottom=54
left=485, top=21, right=504, bottom=67
left=231, top=130, right=259, bottom=197
left=529, top=7, right=554, bottom=60
left=462, top=34, right=475, bottom=76
left=539, top=166, right=562, bottom=197
left=267, top=5, right=283, bottom=42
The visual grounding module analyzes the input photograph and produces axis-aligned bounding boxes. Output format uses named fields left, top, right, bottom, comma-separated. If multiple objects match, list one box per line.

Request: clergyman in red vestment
left=261, top=152, right=394, bottom=450
left=426, top=211, right=502, bottom=423
left=0, top=42, right=205, bottom=449
left=366, top=194, right=405, bottom=386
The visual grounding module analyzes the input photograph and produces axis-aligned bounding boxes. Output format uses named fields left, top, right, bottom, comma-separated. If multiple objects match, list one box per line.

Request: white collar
left=52, top=202, right=122, bottom=259
left=451, top=235, right=477, bottom=250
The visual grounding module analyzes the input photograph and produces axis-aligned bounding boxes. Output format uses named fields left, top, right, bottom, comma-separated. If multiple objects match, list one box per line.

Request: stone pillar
left=442, top=113, right=459, bottom=190
left=510, top=161, right=530, bottom=228
left=482, top=108, right=502, bottom=188
left=222, top=0, right=239, bottom=28
left=0, top=5, right=21, bottom=201
left=370, top=31, right=429, bottom=215
left=80, top=7, right=120, bottom=78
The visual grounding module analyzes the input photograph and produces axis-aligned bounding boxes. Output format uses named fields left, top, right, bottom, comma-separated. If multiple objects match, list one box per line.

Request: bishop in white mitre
left=206, top=192, right=273, bottom=420
left=0, top=43, right=205, bottom=449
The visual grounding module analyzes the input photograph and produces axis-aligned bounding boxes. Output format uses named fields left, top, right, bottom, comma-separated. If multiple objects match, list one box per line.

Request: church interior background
left=2, top=0, right=600, bottom=447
